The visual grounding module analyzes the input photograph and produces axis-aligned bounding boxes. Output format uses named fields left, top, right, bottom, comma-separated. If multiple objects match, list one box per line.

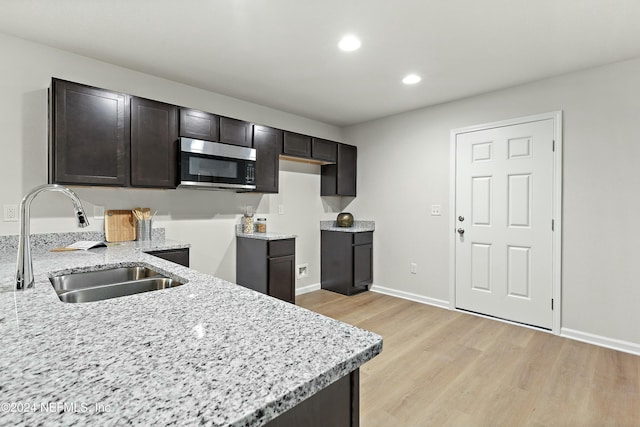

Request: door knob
left=457, top=228, right=465, bottom=235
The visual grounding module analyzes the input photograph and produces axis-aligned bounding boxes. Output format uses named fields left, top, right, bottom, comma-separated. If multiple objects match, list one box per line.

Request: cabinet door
left=50, top=78, right=129, bottom=186
left=179, top=108, right=219, bottom=141
left=220, top=117, right=253, bottom=147
left=321, top=231, right=353, bottom=295
left=337, top=143, right=357, bottom=196
left=236, top=238, right=268, bottom=294
left=311, top=138, right=337, bottom=163
left=321, top=143, right=357, bottom=196
left=269, top=255, right=295, bottom=304
left=353, top=243, right=372, bottom=288
left=283, top=132, right=311, bottom=158
left=253, top=125, right=281, bottom=193
left=131, top=97, right=178, bottom=188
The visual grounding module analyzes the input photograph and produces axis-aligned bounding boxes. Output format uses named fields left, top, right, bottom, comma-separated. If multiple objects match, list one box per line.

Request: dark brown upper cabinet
left=220, top=117, right=253, bottom=147
left=179, top=108, right=219, bottom=141
left=49, top=78, right=358, bottom=196
left=283, top=131, right=311, bottom=158
left=253, top=125, right=281, bottom=193
left=130, top=97, right=178, bottom=188
left=50, top=79, right=178, bottom=189
left=311, top=138, right=337, bottom=163
left=283, top=133, right=337, bottom=164
left=49, top=78, right=130, bottom=186
left=321, top=143, right=357, bottom=197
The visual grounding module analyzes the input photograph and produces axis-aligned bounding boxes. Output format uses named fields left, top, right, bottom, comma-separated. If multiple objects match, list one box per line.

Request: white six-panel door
left=454, top=118, right=556, bottom=329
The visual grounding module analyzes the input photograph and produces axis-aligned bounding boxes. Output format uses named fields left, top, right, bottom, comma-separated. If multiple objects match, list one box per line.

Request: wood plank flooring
left=297, top=290, right=640, bottom=427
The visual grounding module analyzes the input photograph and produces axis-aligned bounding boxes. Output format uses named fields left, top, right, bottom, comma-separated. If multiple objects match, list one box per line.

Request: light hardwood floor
left=297, top=290, right=640, bottom=427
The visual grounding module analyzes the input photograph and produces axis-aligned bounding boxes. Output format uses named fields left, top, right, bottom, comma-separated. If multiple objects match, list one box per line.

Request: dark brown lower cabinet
left=146, top=248, right=190, bottom=267
left=236, top=237, right=295, bottom=303
left=265, top=369, right=359, bottom=427
left=321, top=231, right=372, bottom=296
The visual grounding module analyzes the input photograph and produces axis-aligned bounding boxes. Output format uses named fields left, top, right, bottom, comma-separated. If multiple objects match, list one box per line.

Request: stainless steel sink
left=49, top=266, right=185, bottom=303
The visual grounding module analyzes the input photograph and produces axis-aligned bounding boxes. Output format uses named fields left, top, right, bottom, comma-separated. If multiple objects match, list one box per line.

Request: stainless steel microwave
left=178, top=138, right=256, bottom=191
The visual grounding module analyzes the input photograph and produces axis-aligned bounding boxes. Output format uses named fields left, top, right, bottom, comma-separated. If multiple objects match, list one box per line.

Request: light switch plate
left=430, top=205, right=441, bottom=216
left=410, top=263, right=417, bottom=274
left=278, top=204, right=285, bottom=215
left=3, top=204, right=19, bottom=222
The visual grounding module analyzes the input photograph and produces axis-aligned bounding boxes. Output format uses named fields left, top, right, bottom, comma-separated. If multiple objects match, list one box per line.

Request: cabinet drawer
left=283, top=132, right=311, bottom=157
left=353, top=232, right=373, bottom=245
left=311, top=138, right=337, bottom=162
left=269, top=239, right=295, bottom=257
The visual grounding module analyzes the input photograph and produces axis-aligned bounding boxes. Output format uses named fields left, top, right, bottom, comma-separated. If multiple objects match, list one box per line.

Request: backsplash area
left=0, top=229, right=165, bottom=252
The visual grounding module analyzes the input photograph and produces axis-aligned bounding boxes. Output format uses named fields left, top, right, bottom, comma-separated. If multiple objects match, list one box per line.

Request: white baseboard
left=296, top=283, right=321, bottom=296
left=370, top=284, right=449, bottom=309
left=299, top=283, right=640, bottom=356
left=561, top=328, right=640, bottom=356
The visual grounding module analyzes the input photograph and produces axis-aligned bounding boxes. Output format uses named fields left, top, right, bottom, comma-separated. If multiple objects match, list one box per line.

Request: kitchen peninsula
left=0, top=233, right=382, bottom=426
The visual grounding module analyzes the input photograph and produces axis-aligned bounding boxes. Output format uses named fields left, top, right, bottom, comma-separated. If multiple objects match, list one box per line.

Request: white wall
left=344, top=57, right=640, bottom=349
left=5, top=30, right=638, bottom=350
left=0, top=33, right=346, bottom=286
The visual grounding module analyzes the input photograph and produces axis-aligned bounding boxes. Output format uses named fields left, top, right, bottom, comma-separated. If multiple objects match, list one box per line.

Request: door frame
left=448, top=111, right=563, bottom=334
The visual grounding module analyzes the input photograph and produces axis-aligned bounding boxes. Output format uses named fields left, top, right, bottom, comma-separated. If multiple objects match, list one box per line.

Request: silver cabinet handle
left=457, top=228, right=465, bottom=235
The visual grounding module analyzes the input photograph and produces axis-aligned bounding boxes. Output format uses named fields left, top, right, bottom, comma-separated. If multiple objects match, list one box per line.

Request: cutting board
left=105, top=210, right=136, bottom=242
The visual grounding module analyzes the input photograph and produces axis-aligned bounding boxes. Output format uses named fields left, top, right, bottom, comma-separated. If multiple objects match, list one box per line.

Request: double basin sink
left=49, top=266, right=185, bottom=303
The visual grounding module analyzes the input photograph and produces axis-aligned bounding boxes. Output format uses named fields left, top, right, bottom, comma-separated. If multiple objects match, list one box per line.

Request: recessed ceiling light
left=402, top=74, right=422, bottom=85
left=338, top=35, right=361, bottom=52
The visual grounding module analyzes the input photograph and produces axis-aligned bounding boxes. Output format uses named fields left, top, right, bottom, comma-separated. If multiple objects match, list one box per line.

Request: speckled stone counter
left=0, top=228, right=167, bottom=251
left=235, top=224, right=297, bottom=241
left=320, top=220, right=375, bottom=232
left=0, top=232, right=381, bottom=426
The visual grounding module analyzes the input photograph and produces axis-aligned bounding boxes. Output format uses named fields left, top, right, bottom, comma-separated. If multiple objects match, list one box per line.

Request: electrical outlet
left=278, top=204, right=285, bottom=215
left=93, top=205, right=105, bottom=219
left=297, top=263, right=309, bottom=279
left=3, top=204, right=19, bottom=222
left=431, top=205, right=441, bottom=216
left=410, top=263, right=417, bottom=274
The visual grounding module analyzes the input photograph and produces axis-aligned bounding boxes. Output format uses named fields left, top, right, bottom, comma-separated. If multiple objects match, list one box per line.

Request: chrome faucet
left=16, top=184, right=89, bottom=290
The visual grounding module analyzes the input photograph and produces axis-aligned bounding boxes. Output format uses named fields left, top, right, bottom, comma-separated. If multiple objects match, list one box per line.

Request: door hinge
left=551, top=299, right=554, bottom=310
left=552, top=219, right=555, bottom=231
left=552, top=140, right=555, bottom=152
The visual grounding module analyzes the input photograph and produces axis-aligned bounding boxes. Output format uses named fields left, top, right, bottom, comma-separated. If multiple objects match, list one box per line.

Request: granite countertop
left=235, top=224, right=297, bottom=241
left=320, top=220, right=375, bottom=233
left=0, top=233, right=381, bottom=426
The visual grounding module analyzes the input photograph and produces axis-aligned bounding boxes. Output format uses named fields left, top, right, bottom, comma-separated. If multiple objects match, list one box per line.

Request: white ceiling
left=2, top=0, right=640, bottom=126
